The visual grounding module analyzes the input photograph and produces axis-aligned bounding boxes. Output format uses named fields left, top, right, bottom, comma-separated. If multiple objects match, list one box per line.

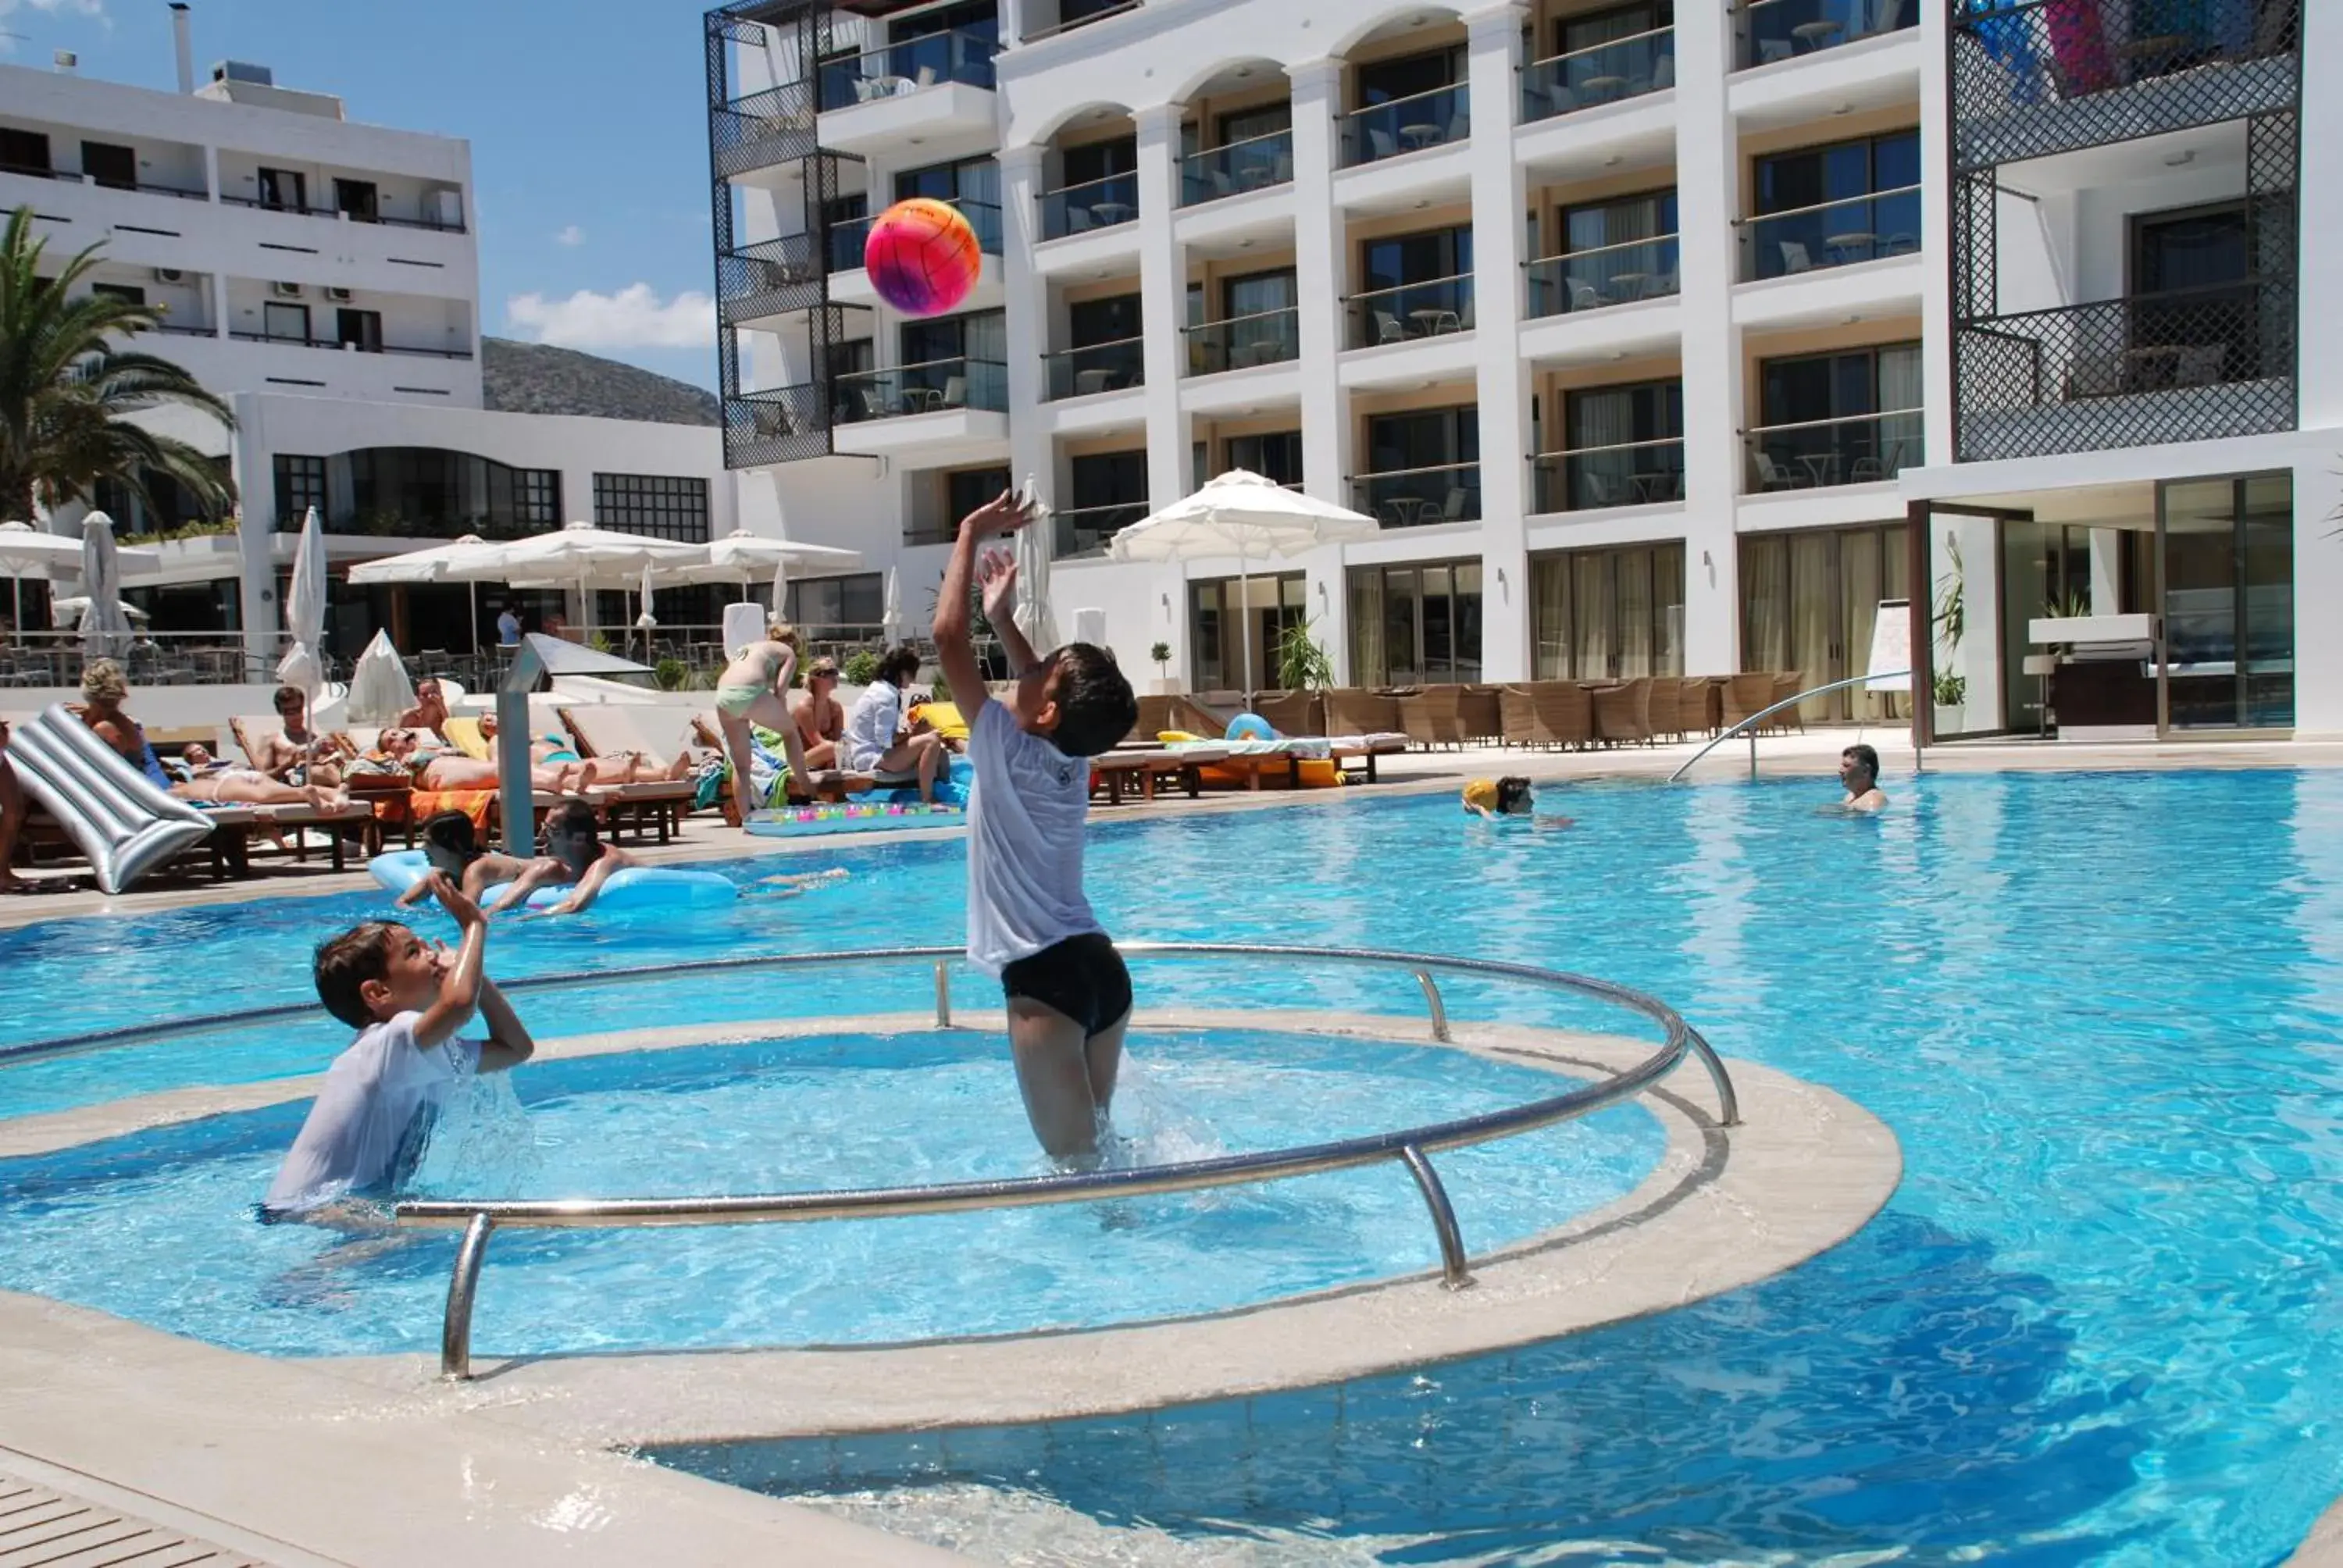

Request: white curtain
left=1743, top=536, right=1788, bottom=671
left=1617, top=549, right=1654, bottom=677
left=1348, top=569, right=1384, bottom=686
left=1573, top=555, right=1609, bottom=678
left=1655, top=543, right=1686, bottom=676
left=1877, top=342, right=1926, bottom=472
left=1532, top=556, right=1569, bottom=678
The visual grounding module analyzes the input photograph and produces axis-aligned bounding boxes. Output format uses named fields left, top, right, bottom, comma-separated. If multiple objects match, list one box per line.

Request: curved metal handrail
left=1666, top=670, right=1910, bottom=783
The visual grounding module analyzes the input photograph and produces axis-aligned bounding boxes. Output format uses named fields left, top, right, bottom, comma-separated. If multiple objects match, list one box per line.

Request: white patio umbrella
left=52, top=595, right=151, bottom=626
left=1108, top=471, right=1377, bottom=700
left=881, top=565, right=901, bottom=645
left=347, top=628, right=415, bottom=724
left=0, top=520, right=158, bottom=636
left=78, top=511, right=134, bottom=662
left=475, top=521, right=704, bottom=636
left=633, top=561, right=658, bottom=659
left=680, top=529, right=861, bottom=599
left=345, top=533, right=498, bottom=652
left=1012, top=500, right=1060, bottom=656
left=276, top=505, right=328, bottom=701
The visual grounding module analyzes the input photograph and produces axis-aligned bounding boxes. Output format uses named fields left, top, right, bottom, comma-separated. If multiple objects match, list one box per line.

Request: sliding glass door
left=2159, top=473, right=2292, bottom=730
left=1741, top=523, right=1913, bottom=721
left=1347, top=560, right=1484, bottom=686
left=1531, top=543, right=1685, bottom=679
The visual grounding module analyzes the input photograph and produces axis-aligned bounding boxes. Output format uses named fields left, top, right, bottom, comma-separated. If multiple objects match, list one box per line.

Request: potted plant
left=1931, top=671, right=1967, bottom=736
left=1148, top=640, right=1177, bottom=695
left=1275, top=620, right=1334, bottom=691
left=1932, top=536, right=1967, bottom=734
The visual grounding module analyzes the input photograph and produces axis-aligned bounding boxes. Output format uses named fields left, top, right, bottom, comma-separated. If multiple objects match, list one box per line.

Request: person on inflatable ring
left=1463, top=775, right=1573, bottom=829
left=487, top=797, right=639, bottom=916
left=397, top=809, right=539, bottom=911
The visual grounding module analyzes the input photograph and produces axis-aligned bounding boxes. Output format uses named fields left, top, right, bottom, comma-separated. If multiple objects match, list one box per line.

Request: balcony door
left=1360, top=226, right=1472, bottom=294
left=1347, top=560, right=1483, bottom=686
left=2131, top=202, right=2262, bottom=380
left=1562, top=380, right=1683, bottom=508
left=1758, top=343, right=1924, bottom=486
left=1741, top=523, right=1913, bottom=722
left=1750, top=130, right=1920, bottom=278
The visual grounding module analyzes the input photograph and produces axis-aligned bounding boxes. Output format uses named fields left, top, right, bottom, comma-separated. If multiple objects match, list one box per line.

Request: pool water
left=6, top=770, right=2343, bottom=1563
left=0, top=1028, right=1661, bottom=1356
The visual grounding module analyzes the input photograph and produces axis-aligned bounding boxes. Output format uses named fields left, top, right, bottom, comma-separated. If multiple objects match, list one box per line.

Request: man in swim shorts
left=935, top=487, right=1139, bottom=1165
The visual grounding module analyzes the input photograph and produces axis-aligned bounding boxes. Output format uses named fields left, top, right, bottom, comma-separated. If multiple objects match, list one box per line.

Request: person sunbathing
left=478, top=713, right=689, bottom=786
left=396, top=678, right=452, bottom=743
left=167, top=745, right=350, bottom=811
left=792, top=657, right=846, bottom=770
left=254, top=686, right=353, bottom=786
left=374, top=727, right=585, bottom=795
left=77, top=658, right=173, bottom=787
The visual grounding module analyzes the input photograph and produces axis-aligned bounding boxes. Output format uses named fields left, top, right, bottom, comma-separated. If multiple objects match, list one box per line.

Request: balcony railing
left=1184, top=307, right=1300, bottom=376
left=1522, top=27, right=1677, bottom=120
left=720, top=233, right=822, bottom=310
left=1022, top=0, right=1143, bottom=42
left=141, top=319, right=219, bottom=338
left=1953, top=278, right=2296, bottom=461
left=1181, top=128, right=1295, bottom=205
left=1045, top=336, right=1145, bottom=399
left=1950, top=0, right=2301, bottom=170
left=724, top=383, right=829, bottom=467
left=827, top=197, right=1002, bottom=275
left=1526, top=235, right=1682, bottom=317
left=2, top=163, right=212, bottom=200
left=710, top=80, right=817, bottom=178
left=818, top=27, right=997, bottom=109
left=1352, top=461, right=1482, bottom=528
left=1340, top=84, right=1469, bottom=166
left=1054, top=500, right=1148, bottom=557
left=1040, top=172, right=1139, bottom=241
left=1347, top=276, right=1475, bottom=349
left=1737, top=0, right=1919, bottom=69
left=1532, top=437, right=1688, bottom=512
left=1743, top=409, right=1924, bottom=491
left=229, top=331, right=473, bottom=360
left=1740, top=187, right=1920, bottom=281
left=833, top=357, right=1007, bottom=422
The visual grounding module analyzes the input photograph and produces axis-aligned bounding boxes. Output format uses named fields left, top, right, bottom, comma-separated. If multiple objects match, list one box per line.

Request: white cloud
left=0, top=0, right=109, bottom=55
left=554, top=224, right=585, bottom=248
left=504, top=283, right=715, bottom=351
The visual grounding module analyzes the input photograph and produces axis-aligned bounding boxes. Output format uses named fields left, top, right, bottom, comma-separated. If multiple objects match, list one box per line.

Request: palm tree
left=0, top=204, right=237, bottom=526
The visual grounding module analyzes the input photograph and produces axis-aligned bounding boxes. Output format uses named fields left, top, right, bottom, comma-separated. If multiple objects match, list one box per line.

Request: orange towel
left=408, top=787, right=498, bottom=829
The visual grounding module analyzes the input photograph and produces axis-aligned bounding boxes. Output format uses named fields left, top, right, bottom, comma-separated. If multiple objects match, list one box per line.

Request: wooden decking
left=0, top=1474, right=269, bottom=1568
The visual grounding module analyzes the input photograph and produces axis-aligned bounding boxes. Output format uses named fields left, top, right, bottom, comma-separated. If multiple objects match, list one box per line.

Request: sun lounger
left=195, top=801, right=380, bottom=877
left=1089, top=745, right=1229, bottom=805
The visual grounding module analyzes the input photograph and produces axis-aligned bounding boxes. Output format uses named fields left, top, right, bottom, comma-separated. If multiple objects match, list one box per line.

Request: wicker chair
left=1459, top=686, right=1503, bottom=743
left=1499, top=681, right=1595, bottom=750
left=1723, top=672, right=1781, bottom=733
left=1592, top=676, right=1656, bottom=747
left=1250, top=689, right=1325, bottom=739
left=1771, top=672, right=1807, bottom=731
left=1130, top=693, right=1179, bottom=743
left=1324, top=686, right=1400, bottom=736
left=1399, top=684, right=1471, bottom=750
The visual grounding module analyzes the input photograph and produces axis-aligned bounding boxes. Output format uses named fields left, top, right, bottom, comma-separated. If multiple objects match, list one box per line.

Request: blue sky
left=1, top=0, right=729, bottom=387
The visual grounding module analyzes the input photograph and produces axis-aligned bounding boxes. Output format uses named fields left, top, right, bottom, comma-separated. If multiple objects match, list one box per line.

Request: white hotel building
left=715, top=0, right=2342, bottom=741
left=2, top=26, right=750, bottom=668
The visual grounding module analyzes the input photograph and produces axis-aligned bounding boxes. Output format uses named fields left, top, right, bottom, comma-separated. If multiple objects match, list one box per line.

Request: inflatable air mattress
left=368, top=849, right=737, bottom=911
left=7, top=704, right=214, bottom=893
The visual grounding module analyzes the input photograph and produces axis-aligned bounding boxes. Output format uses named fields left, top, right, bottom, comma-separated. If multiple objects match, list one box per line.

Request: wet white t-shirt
left=263, top=1010, right=481, bottom=1213
left=965, top=698, right=1100, bottom=976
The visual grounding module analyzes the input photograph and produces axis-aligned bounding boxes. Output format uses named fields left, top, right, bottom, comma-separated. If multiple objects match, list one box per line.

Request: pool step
left=0, top=1474, right=272, bottom=1568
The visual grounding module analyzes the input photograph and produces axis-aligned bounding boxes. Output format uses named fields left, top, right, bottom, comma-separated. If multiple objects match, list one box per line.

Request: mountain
left=480, top=338, right=719, bottom=426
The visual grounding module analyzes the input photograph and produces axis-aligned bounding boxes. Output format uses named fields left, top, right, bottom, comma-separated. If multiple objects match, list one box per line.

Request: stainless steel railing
left=1666, top=670, right=1911, bottom=782
left=383, top=943, right=1738, bottom=1379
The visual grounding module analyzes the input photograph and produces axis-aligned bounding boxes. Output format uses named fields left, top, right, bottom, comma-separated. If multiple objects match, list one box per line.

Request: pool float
left=6, top=703, right=215, bottom=893
left=1225, top=713, right=1275, bottom=741
left=744, top=800, right=966, bottom=836
left=367, top=849, right=738, bottom=910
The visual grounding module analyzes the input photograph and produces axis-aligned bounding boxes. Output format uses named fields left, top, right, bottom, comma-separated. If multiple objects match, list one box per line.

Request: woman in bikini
left=373, top=728, right=587, bottom=795
left=478, top=714, right=690, bottom=787
left=792, top=657, right=846, bottom=770
left=77, top=659, right=173, bottom=787
left=712, top=622, right=819, bottom=827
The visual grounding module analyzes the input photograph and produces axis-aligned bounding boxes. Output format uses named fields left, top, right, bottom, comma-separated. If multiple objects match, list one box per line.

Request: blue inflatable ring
left=368, top=850, right=736, bottom=911
left=1225, top=712, right=1275, bottom=741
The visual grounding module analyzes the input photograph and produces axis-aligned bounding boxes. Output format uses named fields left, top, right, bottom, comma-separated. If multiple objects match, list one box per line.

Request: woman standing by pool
left=712, top=622, right=819, bottom=826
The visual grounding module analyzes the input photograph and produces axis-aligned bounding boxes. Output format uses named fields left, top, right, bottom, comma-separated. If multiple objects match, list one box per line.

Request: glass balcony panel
left=1531, top=440, right=1687, bottom=511
left=1739, top=0, right=1919, bottom=69
left=1183, top=308, right=1300, bottom=376
left=1742, top=187, right=1921, bottom=280
left=1180, top=129, right=1296, bottom=205
left=1351, top=463, right=1482, bottom=528
left=1339, top=84, right=1469, bottom=167
left=1522, top=27, right=1677, bottom=121
left=1040, top=172, right=1140, bottom=241
left=1347, top=276, right=1475, bottom=349
left=1044, top=336, right=1147, bottom=399
left=1054, top=501, right=1148, bottom=557
left=831, top=358, right=1007, bottom=423
left=820, top=28, right=998, bottom=110
left=1744, top=411, right=1924, bottom=491
left=1525, top=236, right=1683, bottom=317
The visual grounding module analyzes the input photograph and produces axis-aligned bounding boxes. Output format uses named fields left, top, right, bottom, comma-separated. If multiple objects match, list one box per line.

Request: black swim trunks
left=1000, top=932, right=1132, bottom=1038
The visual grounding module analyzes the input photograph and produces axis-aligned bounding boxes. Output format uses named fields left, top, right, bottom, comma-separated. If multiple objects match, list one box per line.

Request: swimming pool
left=5, top=770, right=2342, bottom=1562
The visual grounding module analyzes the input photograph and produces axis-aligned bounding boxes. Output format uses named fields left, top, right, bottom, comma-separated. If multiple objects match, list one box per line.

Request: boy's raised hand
left=978, top=548, right=1019, bottom=625
left=425, top=871, right=487, bottom=931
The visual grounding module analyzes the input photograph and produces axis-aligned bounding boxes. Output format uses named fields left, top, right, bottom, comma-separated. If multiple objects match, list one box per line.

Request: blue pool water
left=5, top=771, right=2343, bottom=1563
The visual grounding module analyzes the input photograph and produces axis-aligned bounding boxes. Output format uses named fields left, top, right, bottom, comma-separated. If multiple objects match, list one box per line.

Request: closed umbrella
left=634, top=561, right=658, bottom=660
left=347, top=629, right=415, bottom=723
left=1108, top=471, right=1377, bottom=700
left=1011, top=497, right=1059, bottom=657
left=881, top=566, right=900, bottom=646
left=78, top=511, right=134, bottom=663
left=0, top=521, right=157, bottom=640
left=276, top=504, right=328, bottom=701
left=346, top=533, right=497, bottom=653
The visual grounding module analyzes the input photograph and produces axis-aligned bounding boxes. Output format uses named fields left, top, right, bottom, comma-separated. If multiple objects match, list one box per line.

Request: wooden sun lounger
left=197, top=801, right=379, bottom=878
left=1089, top=745, right=1230, bottom=806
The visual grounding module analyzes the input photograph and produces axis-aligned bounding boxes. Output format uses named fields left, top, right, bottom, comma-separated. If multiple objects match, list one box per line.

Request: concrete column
left=208, top=270, right=229, bottom=340
left=231, top=393, right=278, bottom=661
left=1464, top=2, right=1531, bottom=683
left=1285, top=58, right=1351, bottom=511
left=997, top=0, right=1025, bottom=49
left=1917, top=0, right=1956, bottom=469
left=1134, top=101, right=1191, bottom=510
left=1000, top=144, right=1054, bottom=519
left=1671, top=0, right=1742, bottom=677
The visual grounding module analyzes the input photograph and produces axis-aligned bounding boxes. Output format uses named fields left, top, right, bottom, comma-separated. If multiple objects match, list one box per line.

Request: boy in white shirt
left=263, top=873, right=537, bottom=1217
left=933, top=490, right=1139, bottom=1164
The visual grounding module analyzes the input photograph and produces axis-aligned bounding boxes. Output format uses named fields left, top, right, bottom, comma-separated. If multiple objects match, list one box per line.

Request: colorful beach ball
left=864, top=197, right=981, bottom=316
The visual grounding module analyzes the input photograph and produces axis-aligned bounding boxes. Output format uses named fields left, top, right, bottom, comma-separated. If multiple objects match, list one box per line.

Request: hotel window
left=1753, top=342, right=1924, bottom=488
left=1190, top=572, right=1305, bottom=694
left=1552, top=380, right=1684, bottom=510
left=913, top=465, right=1013, bottom=543
left=1532, top=543, right=1685, bottom=679
left=1226, top=431, right=1303, bottom=487
left=594, top=473, right=710, bottom=543
left=1348, top=559, right=1482, bottom=686
left=786, top=571, right=885, bottom=631
left=273, top=454, right=327, bottom=526
left=1353, top=46, right=1464, bottom=105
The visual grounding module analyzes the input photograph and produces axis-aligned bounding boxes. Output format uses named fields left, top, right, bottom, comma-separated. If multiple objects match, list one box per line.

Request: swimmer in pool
left=1462, top=775, right=1574, bottom=830
left=712, top=621, right=823, bottom=825
left=397, top=809, right=539, bottom=909
left=482, top=796, right=637, bottom=916
left=1838, top=743, right=1888, bottom=813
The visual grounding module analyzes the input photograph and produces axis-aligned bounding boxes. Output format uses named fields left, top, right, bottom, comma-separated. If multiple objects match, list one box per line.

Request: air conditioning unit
left=270, top=280, right=303, bottom=298
left=152, top=267, right=185, bottom=285
left=324, top=286, right=355, bottom=303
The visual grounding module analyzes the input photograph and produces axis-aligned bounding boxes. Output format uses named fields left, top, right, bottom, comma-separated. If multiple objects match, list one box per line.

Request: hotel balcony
left=1743, top=409, right=1923, bottom=493
left=1352, top=461, right=1481, bottom=529
left=1531, top=438, right=1687, bottom=513
left=1044, top=335, right=1145, bottom=400
left=833, top=357, right=1007, bottom=422
left=1347, top=276, right=1474, bottom=350
left=1739, top=187, right=1920, bottom=282
left=1054, top=499, right=1147, bottom=558
left=1521, top=26, right=1676, bottom=122
left=1340, top=84, right=1469, bottom=167
left=1735, top=0, right=1918, bottom=71
left=722, top=383, right=829, bottom=469
left=1039, top=172, right=1139, bottom=241
left=1181, top=130, right=1294, bottom=206
left=1950, top=0, right=2301, bottom=171
left=1184, top=307, right=1300, bottom=376
left=1526, top=235, right=1682, bottom=319
left=718, top=233, right=824, bottom=325
left=709, top=80, right=817, bottom=182
left=1952, top=277, right=2296, bottom=461
left=813, top=29, right=1000, bottom=157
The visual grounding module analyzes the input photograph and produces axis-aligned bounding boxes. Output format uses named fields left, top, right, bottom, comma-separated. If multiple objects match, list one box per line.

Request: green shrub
left=654, top=657, right=689, bottom=692
left=843, top=649, right=880, bottom=686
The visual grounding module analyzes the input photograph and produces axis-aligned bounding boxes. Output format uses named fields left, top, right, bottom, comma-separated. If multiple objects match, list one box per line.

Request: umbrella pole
left=469, top=581, right=478, bottom=656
